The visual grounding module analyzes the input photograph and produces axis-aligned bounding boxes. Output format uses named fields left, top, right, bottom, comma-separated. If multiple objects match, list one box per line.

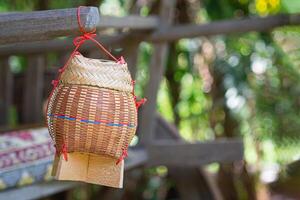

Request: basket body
left=47, top=55, right=137, bottom=159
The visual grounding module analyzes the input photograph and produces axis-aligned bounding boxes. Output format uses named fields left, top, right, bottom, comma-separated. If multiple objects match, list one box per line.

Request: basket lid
left=60, top=54, right=133, bottom=92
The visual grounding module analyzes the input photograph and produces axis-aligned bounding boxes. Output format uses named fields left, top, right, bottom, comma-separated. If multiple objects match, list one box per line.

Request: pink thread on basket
left=131, top=80, right=147, bottom=109
left=115, top=81, right=147, bottom=165
left=116, top=145, right=128, bottom=165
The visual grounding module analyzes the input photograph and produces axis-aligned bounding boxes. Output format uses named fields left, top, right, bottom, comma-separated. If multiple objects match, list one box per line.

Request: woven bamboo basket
left=46, top=54, right=137, bottom=159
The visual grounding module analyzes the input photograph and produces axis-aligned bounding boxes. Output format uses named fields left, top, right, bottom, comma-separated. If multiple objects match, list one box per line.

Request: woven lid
left=60, top=54, right=133, bottom=92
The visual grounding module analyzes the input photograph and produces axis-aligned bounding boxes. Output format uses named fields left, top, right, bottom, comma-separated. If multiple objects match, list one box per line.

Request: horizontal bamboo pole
left=0, top=7, right=100, bottom=45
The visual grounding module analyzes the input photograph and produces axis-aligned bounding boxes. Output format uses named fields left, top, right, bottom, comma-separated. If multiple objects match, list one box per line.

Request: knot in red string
left=131, top=79, right=147, bottom=109
left=117, top=56, right=126, bottom=64
left=51, top=80, right=59, bottom=87
left=136, top=98, right=147, bottom=109
left=73, top=32, right=96, bottom=47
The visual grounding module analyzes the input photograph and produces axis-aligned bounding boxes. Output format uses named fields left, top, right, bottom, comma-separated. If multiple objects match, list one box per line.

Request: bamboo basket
left=47, top=54, right=137, bottom=159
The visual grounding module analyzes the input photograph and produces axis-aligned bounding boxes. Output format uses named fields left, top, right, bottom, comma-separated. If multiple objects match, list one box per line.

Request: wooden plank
left=138, top=0, right=176, bottom=146
left=22, top=55, right=45, bottom=123
left=0, top=57, right=12, bottom=126
left=98, top=15, right=158, bottom=30
left=148, top=139, right=243, bottom=166
left=0, top=181, right=80, bottom=200
left=151, top=13, right=300, bottom=42
left=0, top=34, right=127, bottom=56
left=155, top=115, right=239, bottom=199
left=0, top=7, right=99, bottom=45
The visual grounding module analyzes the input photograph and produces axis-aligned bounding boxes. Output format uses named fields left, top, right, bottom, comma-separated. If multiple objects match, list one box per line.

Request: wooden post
left=22, top=55, right=45, bottom=123
left=168, top=167, right=216, bottom=200
left=0, top=57, right=13, bottom=126
left=123, top=37, right=140, bottom=78
left=138, top=0, right=176, bottom=146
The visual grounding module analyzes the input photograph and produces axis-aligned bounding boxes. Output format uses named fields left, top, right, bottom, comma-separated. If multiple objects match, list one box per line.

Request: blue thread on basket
left=48, top=114, right=136, bottom=128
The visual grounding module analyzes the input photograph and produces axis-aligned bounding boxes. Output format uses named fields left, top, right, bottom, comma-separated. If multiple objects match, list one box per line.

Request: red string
left=116, top=146, right=128, bottom=165
left=76, top=6, right=119, bottom=62
left=131, top=80, right=147, bottom=109
left=114, top=81, right=147, bottom=165
left=62, top=143, right=68, bottom=161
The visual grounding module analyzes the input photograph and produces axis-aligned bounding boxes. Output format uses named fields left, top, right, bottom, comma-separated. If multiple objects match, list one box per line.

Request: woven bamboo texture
left=47, top=55, right=137, bottom=159
left=60, top=54, right=132, bottom=92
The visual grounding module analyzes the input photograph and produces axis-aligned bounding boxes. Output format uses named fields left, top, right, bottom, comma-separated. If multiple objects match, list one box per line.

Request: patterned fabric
left=0, top=128, right=54, bottom=190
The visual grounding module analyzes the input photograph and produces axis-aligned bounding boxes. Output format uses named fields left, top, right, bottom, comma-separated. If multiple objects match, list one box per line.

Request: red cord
left=131, top=80, right=147, bottom=109
left=62, top=143, right=68, bottom=161
left=116, top=146, right=128, bottom=165
left=76, top=6, right=119, bottom=62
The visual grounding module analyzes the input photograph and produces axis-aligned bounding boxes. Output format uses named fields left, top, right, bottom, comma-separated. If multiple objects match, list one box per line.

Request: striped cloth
left=0, top=128, right=54, bottom=190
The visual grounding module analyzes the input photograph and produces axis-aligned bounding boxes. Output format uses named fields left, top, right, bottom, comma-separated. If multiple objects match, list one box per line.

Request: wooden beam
left=0, top=181, right=81, bottom=200
left=138, top=0, right=176, bottom=146
left=98, top=15, right=158, bottom=30
left=154, top=115, right=222, bottom=199
left=154, top=114, right=181, bottom=140
left=0, top=7, right=99, bottom=45
left=0, top=57, right=12, bottom=126
left=0, top=34, right=127, bottom=56
left=22, top=55, right=45, bottom=123
left=122, top=38, right=141, bottom=78
left=151, top=13, right=300, bottom=42
left=148, top=139, right=243, bottom=166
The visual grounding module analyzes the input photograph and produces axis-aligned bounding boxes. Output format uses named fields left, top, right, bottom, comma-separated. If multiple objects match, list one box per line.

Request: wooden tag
left=52, top=152, right=124, bottom=188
